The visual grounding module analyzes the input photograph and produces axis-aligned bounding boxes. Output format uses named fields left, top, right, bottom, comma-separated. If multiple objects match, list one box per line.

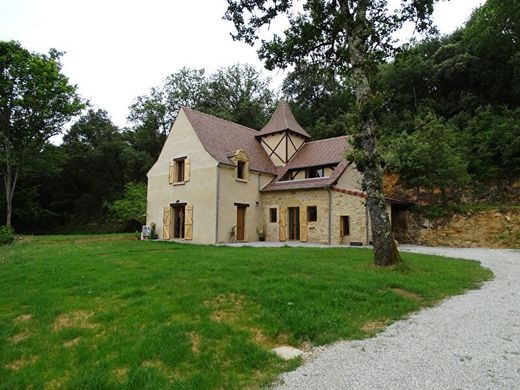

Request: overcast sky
left=1, top=0, right=485, bottom=128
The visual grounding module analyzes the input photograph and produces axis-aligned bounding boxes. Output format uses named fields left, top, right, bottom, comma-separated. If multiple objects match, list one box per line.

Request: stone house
left=147, top=101, right=396, bottom=244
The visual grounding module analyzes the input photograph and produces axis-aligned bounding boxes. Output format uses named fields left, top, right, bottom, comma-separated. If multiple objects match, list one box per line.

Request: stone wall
left=261, top=188, right=371, bottom=245
left=394, top=208, right=520, bottom=249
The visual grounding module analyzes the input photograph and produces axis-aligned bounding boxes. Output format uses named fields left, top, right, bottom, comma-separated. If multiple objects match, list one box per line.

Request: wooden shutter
left=279, top=207, right=287, bottom=241
left=184, top=158, right=190, bottom=182
left=184, top=204, right=193, bottom=240
left=168, top=161, right=175, bottom=184
left=163, top=207, right=171, bottom=240
left=300, top=208, right=308, bottom=242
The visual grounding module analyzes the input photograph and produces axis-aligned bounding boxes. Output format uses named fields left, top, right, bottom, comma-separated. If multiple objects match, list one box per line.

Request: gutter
left=215, top=164, right=221, bottom=243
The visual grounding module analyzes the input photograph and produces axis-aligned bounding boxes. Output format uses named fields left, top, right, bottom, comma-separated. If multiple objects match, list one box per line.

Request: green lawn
left=0, top=235, right=492, bottom=389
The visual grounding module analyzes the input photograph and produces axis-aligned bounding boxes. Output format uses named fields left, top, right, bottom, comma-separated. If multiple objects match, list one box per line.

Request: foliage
left=282, top=64, right=355, bottom=139
left=0, top=40, right=83, bottom=227
left=385, top=111, right=470, bottom=202
left=106, top=182, right=147, bottom=228
left=0, top=225, right=14, bottom=245
left=204, top=64, right=275, bottom=129
left=0, top=234, right=491, bottom=388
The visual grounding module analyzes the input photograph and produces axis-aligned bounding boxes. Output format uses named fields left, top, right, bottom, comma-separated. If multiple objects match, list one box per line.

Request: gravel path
left=275, top=246, right=520, bottom=390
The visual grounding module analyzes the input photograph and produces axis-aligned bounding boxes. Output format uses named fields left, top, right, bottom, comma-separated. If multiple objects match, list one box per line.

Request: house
left=147, top=101, right=395, bottom=245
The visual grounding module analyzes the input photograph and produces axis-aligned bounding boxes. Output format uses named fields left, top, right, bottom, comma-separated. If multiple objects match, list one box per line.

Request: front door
left=288, top=207, right=300, bottom=240
left=173, top=205, right=185, bottom=239
left=236, top=205, right=246, bottom=241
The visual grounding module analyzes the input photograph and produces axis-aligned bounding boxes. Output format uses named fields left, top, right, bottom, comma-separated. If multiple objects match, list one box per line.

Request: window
left=341, top=216, right=350, bottom=236
left=269, top=208, right=277, bottom=223
left=169, top=157, right=189, bottom=185
left=237, top=160, right=246, bottom=180
left=307, top=206, right=317, bottom=222
left=306, top=167, right=324, bottom=178
left=176, top=158, right=185, bottom=182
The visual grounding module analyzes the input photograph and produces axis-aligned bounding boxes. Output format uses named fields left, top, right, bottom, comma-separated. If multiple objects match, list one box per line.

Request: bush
left=0, top=226, right=15, bottom=245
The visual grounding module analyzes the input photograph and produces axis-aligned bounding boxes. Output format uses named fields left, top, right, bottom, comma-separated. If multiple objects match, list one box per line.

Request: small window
left=237, top=160, right=246, bottom=180
left=341, top=216, right=350, bottom=236
left=269, top=208, right=277, bottom=223
left=307, top=206, right=317, bottom=222
left=176, top=158, right=185, bottom=182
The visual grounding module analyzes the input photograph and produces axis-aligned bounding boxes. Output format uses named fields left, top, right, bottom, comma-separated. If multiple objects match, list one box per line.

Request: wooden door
left=236, top=205, right=246, bottom=241
left=173, top=206, right=185, bottom=238
left=288, top=207, right=300, bottom=240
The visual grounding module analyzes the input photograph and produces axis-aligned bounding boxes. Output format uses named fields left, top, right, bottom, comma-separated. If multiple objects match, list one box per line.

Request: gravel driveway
left=275, top=246, right=520, bottom=390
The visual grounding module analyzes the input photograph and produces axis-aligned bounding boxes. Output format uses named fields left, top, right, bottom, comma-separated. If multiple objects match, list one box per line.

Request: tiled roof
left=285, top=136, right=351, bottom=169
left=261, top=162, right=348, bottom=192
left=256, top=101, right=311, bottom=138
left=182, top=108, right=277, bottom=175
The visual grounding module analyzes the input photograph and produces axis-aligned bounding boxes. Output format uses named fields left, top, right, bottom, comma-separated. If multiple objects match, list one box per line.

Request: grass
left=0, top=234, right=492, bottom=389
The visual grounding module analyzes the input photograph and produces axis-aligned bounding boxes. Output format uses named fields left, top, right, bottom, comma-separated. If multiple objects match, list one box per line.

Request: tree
left=385, top=111, right=470, bottom=203
left=0, top=41, right=83, bottom=227
left=282, top=63, right=355, bottom=139
left=204, top=64, right=274, bottom=129
left=225, top=0, right=440, bottom=265
left=106, top=182, right=146, bottom=229
left=60, top=109, right=129, bottom=223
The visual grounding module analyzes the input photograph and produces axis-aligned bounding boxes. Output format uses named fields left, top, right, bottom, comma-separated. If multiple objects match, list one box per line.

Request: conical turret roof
left=256, top=101, right=311, bottom=138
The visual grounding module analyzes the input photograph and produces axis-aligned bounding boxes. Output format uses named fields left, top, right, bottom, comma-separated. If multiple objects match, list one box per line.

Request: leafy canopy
left=225, top=0, right=438, bottom=73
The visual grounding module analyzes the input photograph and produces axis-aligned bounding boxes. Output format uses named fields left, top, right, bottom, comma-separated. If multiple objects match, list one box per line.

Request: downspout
left=326, top=187, right=332, bottom=245
left=215, top=164, right=221, bottom=243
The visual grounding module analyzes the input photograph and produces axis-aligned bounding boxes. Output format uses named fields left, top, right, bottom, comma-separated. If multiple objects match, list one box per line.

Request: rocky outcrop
left=394, top=209, right=520, bottom=249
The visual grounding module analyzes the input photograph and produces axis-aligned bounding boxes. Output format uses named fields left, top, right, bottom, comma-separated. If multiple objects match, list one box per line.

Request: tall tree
left=0, top=41, right=83, bottom=228
left=225, top=0, right=439, bottom=265
left=282, top=63, right=355, bottom=139
left=204, top=64, right=274, bottom=129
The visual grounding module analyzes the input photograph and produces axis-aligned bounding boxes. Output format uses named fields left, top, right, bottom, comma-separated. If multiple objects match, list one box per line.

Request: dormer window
left=232, top=149, right=249, bottom=182
left=306, top=167, right=324, bottom=178
left=237, top=160, right=246, bottom=180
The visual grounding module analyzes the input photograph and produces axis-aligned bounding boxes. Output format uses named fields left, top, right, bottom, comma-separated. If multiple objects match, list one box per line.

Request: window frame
left=173, top=157, right=186, bottom=184
left=341, top=216, right=350, bottom=236
left=235, top=159, right=249, bottom=182
left=269, top=208, right=277, bottom=223
left=307, top=206, right=318, bottom=222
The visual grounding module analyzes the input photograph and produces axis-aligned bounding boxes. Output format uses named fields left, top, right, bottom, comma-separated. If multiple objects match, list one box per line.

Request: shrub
left=0, top=226, right=15, bottom=245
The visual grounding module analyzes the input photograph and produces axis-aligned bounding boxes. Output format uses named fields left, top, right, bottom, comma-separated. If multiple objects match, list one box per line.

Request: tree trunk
left=3, top=165, right=18, bottom=228
left=345, top=5, right=400, bottom=266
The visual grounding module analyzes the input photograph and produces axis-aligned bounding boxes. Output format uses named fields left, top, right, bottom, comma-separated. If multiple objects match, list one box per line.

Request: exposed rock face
left=395, top=209, right=520, bottom=249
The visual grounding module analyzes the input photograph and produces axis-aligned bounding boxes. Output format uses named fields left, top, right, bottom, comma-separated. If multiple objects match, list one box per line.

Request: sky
left=1, top=0, right=485, bottom=129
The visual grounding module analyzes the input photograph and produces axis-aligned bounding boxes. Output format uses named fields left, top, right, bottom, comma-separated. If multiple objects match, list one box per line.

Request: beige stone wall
left=261, top=189, right=329, bottom=244
left=147, top=109, right=218, bottom=243
left=261, top=188, right=372, bottom=245
left=217, top=165, right=274, bottom=243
